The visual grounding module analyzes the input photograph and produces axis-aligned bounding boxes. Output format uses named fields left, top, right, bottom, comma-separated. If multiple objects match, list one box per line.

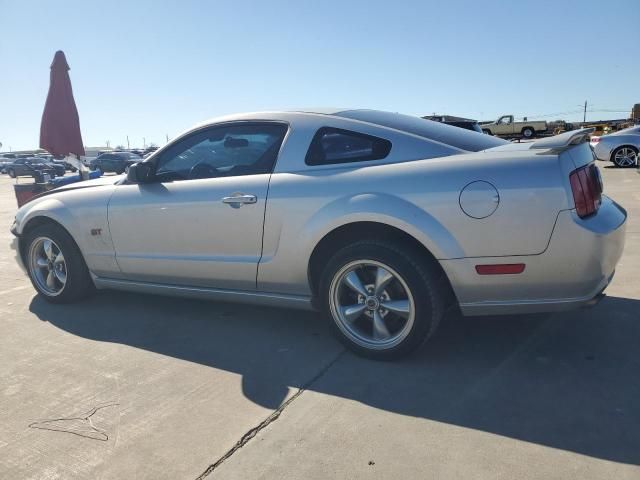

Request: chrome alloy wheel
left=614, top=147, right=637, bottom=167
left=28, top=237, right=67, bottom=296
left=329, top=260, right=415, bottom=350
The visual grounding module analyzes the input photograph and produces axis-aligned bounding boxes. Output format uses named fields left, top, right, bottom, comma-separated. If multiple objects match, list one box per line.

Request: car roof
left=193, top=109, right=507, bottom=152
left=612, top=126, right=640, bottom=135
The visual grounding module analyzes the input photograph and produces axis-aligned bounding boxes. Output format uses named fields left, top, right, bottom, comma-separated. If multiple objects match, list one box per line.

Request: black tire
left=521, top=127, right=535, bottom=139
left=23, top=223, right=95, bottom=304
left=611, top=146, right=638, bottom=168
left=482, top=129, right=492, bottom=135
left=8, top=168, right=16, bottom=178
left=319, top=240, right=446, bottom=360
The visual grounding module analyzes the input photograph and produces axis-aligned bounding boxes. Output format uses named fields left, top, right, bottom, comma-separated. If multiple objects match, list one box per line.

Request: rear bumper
left=592, top=143, right=612, bottom=161
left=442, top=196, right=627, bottom=316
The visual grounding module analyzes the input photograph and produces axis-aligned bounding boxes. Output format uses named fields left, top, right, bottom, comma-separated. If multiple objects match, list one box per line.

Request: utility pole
left=583, top=100, right=587, bottom=123
left=106, top=140, right=110, bottom=148
left=143, top=137, right=146, bottom=148
left=166, top=133, right=169, bottom=144
left=126, top=135, right=130, bottom=150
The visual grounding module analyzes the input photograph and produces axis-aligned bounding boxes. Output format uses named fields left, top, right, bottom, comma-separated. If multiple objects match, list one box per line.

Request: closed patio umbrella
left=40, top=51, right=87, bottom=175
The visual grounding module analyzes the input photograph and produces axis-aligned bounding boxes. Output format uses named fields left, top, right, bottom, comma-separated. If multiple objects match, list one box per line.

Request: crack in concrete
left=195, top=349, right=345, bottom=479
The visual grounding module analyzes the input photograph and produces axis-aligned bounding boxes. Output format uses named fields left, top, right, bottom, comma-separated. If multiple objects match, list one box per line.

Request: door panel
left=108, top=174, right=270, bottom=290
left=106, top=121, right=287, bottom=290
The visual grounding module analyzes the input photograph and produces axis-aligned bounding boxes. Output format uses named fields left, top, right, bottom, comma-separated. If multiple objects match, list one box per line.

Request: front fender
left=13, top=186, right=121, bottom=278
left=302, top=192, right=464, bottom=260
left=15, top=197, right=72, bottom=236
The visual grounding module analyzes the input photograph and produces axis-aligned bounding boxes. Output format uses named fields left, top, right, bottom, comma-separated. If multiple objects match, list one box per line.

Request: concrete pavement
left=0, top=166, right=638, bottom=479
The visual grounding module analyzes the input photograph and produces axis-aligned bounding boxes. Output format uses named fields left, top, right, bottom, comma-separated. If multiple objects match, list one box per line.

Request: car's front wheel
left=320, top=240, right=445, bottom=360
left=7, top=168, right=16, bottom=178
left=24, top=223, right=94, bottom=304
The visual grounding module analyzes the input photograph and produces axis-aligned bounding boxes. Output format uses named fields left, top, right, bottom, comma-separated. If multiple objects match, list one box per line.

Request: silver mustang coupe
left=11, top=109, right=627, bottom=359
left=590, top=125, right=640, bottom=167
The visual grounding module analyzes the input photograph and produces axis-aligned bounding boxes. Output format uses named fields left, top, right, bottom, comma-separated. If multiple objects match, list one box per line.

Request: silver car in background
left=591, top=125, right=640, bottom=167
left=10, top=109, right=627, bottom=359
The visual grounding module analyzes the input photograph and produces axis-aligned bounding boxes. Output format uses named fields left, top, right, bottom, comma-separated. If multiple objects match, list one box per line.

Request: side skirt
left=93, top=276, right=315, bottom=311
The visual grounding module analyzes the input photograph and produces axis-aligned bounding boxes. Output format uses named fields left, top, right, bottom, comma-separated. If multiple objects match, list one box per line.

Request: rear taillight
left=591, top=137, right=601, bottom=143
left=569, top=164, right=602, bottom=218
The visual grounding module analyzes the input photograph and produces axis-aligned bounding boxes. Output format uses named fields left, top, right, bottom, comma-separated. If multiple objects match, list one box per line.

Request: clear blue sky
left=1, top=0, right=638, bottom=151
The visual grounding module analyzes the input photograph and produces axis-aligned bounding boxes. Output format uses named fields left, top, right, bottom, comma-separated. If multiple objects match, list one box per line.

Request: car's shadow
left=29, top=292, right=640, bottom=465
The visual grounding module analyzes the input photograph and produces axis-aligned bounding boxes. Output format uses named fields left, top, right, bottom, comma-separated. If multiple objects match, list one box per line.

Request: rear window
left=305, top=127, right=392, bottom=166
left=335, top=110, right=508, bottom=152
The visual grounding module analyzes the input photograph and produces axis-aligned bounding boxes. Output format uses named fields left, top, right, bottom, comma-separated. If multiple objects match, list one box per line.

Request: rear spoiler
left=529, top=128, right=595, bottom=152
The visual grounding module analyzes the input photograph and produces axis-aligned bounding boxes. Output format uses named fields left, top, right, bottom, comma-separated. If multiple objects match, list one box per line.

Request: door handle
left=222, top=193, right=257, bottom=207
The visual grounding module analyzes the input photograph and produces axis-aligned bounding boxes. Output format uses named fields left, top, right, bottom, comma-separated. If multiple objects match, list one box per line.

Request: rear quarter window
left=305, top=127, right=391, bottom=166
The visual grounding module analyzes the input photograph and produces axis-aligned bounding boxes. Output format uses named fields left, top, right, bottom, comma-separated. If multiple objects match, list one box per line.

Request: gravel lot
left=0, top=166, right=638, bottom=479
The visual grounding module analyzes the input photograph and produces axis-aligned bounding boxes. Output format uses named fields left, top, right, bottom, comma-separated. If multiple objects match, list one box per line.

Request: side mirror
left=127, top=162, right=155, bottom=184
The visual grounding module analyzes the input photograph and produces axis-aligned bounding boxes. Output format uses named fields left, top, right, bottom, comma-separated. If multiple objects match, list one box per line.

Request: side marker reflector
left=475, top=263, right=525, bottom=275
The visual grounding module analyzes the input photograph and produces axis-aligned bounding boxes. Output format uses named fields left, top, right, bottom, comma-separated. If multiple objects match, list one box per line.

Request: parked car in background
left=4, top=157, right=65, bottom=178
left=591, top=125, right=640, bottom=167
left=90, top=152, right=141, bottom=174
left=142, top=146, right=159, bottom=158
left=480, top=115, right=548, bottom=138
left=10, top=109, right=626, bottom=359
left=422, top=115, right=483, bottom=133
left=46, top=155, right=78, bottom=172
left=0, top=154, right=17, bottom=173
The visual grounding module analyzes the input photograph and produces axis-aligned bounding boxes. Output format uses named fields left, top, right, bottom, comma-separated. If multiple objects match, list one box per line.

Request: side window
left=155, top=123, right=288, bottom=182
left=305, top=127, right=392, bottom=166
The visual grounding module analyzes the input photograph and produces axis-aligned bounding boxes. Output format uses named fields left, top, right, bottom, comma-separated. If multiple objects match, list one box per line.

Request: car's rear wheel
left=320, top=240, right=445, bottom=360
left=521, top=127, right=535, bottom=138
left=482, top=129, right=492, bottom=135
left=611, top=146, right=637, bottom=167
left=24, top=223, right=94, bottom=304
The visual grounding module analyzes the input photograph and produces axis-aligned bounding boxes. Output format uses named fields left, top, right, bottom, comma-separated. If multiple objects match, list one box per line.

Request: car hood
left=23, top=174, right=124, bottom=206
left=53, top=174, right=125, bottom=192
